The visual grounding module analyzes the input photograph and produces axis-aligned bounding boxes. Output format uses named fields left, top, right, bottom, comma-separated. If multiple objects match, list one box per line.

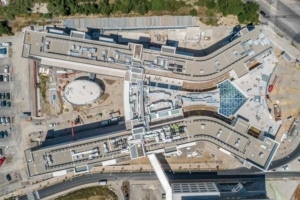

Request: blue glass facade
left=218, top=80, right=247, bottom=117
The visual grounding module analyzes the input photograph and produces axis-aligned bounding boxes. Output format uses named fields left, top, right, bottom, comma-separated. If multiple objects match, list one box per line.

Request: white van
left=99, top=179, right=107, bottom=185
left=1, top=42, right=12, bottom=47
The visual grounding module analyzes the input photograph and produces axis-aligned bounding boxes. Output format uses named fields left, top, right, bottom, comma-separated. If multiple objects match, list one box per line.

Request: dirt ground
left=292, top=184, right=300, bottom=200
left=76, top=196, right=115, bottom=200
left=269, top=48, right=300, bottom=138
left=40, top=71, right=124, bottom=129
left=267, top=47, right=300, bottom=160
left=267, top=180, right=300, bottom=200
left=32, top=3, right=48, bottom=14
left=130, top=180, right=164, bottom=200
left=218, top=15, right=239, bottom=26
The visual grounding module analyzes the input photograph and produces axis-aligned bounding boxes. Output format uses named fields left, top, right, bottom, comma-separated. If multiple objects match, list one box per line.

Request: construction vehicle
left=268, top=75, right=278, bottom=93
left=274, top=104, right=281, bottom=121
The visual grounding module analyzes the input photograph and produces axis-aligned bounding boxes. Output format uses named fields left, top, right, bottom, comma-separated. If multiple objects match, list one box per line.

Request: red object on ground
left=268, top=75, right=278, bottom=93
left=0, top=157, right=6, bottom=167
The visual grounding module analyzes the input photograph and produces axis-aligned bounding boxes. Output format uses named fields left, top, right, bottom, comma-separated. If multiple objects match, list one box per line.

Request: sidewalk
left=263, top=26, right=300, bottom=59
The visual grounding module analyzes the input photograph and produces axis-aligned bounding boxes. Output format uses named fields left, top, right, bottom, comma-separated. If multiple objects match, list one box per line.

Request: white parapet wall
left=147, top=154, right=172, bottom=200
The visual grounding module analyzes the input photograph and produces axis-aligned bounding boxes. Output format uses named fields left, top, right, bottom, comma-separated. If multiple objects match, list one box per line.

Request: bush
left=56, top=186, right=117, bottom=200
left=43, top=13, right=52, bottom=19
left=190, top=8, right=197, bottom=16
left=6, top=13, right=15, bottom=20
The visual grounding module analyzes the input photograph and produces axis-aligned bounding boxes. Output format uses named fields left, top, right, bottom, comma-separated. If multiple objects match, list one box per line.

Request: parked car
left=3, top=75, right=9, bottom=82
left=282, top=165, right=289, bottom=171
left=260, top=10, right=266, bottom=17
left=6, top=92, right=10, bottom=100
left=2, top=100, right=6, bottom=107
left=0, top=131, right=8, bottom=138
left=1, top=93, right=5, bottom=99
left=6, top=101, right=11, bottom=107
left=0, top=117, right=5, bottom=124
left=0, top=75, right=3, bottom=82
left=4, top=66, right=9, bottom=73
left=5, top=117, right=10, bottom=125
left=6, top=174, right=11, bottom=181
left=49, top=123, right=57, bottom=127
left=0, top=93, right=3, bottom=99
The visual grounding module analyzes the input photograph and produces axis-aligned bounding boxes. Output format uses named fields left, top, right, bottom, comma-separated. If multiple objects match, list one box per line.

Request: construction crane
left=60, top=73, right=76, bottom=79
left=266, top=95, right=272, bottom=103
left=268, top=75, right=278, bottom=93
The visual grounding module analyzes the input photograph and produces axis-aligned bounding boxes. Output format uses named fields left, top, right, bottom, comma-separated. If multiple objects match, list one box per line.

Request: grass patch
left=4, top=155, right=13, bottom=164
left=4, top=197, right=15, bottom=200
left=104, top=79, right=116, bottom=85
left=56, top=91, right=64, bottom=114
left=55, top=186, right=117, bottom=200
left=38, top=74, right=50, bottom=101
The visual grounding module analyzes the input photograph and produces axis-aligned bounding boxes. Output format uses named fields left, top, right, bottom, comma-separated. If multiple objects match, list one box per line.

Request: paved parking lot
left=0, top=33, right=32, bottom=195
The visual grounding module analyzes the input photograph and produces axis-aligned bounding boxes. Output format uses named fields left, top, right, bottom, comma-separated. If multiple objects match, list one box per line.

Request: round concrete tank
left=64, top=79, right=102, bottom=105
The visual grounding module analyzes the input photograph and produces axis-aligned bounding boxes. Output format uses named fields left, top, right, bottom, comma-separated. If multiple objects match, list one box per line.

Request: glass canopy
left=218, top=80, right=247, bottom=117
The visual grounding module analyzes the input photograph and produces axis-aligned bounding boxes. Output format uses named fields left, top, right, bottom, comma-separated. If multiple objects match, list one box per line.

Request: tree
left=238, top=2, right=259, bottom=24
left=190, top=8, right=197, bottom=16
left=217, top=0, right=243, bottom=16
left=0, top=21, right=13, bottom=36
left=206, top=0, right=216, bottom=9
left=151, top=0, right=165, bottom=11
left=134, top=2, right=148, bottom=15
left=238, top=12, right=247, bottom=23
left=100, top=4, right=111, bottom=15
left=119, top=0, right=132, bottom=14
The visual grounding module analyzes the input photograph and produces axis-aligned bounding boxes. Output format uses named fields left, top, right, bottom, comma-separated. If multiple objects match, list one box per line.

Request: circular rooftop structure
left=64, top=80, right=102, bottom=105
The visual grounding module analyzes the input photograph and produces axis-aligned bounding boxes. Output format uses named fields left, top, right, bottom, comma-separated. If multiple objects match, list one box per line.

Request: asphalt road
left=270, top=142, right=300, bottom=169
left=258, top=0, right=300, bottom=44
left=18, top=171, right=300, bottom=200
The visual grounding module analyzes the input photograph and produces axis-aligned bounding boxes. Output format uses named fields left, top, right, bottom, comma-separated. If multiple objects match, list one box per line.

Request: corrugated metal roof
left=64, top=16, right=198, bottom=30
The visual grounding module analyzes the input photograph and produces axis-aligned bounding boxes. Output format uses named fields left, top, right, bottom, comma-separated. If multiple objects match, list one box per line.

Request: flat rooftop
left=233, top=51, right=280, bottom=135
left=144, top=116, right=279, bottom=171
left=25, top=131, right=132, bottom=177
left=64, top=79, right=102, bottom=105
left=25, top=114, right=279, bottom=177
left=22, top=27, right=272, bottom=86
